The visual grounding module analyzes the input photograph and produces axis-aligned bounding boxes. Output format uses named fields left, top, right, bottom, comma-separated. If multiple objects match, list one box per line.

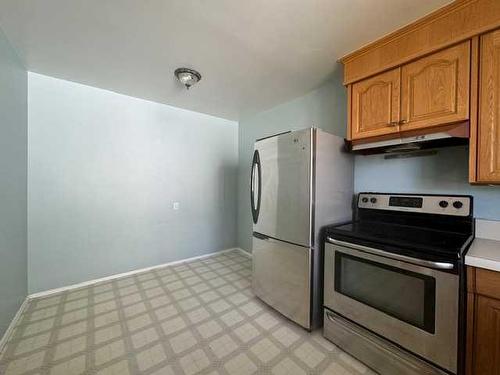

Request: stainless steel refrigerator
left=251, top=128, right=353, bottom=330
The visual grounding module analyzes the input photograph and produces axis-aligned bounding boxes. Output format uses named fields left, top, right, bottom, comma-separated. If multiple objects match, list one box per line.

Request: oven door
left=324, top=240, right=459, bottom=373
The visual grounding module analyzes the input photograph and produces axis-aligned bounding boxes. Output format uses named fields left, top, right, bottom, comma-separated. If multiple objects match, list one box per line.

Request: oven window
left=335, top=252, right=436, bottom=333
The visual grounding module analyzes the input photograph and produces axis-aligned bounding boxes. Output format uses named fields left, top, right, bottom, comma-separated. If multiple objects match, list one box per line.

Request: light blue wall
left=237, top=66, right=500, bottom=252
left=237, top=69, right=346, bottom=251
left=28, top=73, right=238, bottom=293
left=0, top=29, right=27, bottom=335
left=354, top=146, right=500, bottom=220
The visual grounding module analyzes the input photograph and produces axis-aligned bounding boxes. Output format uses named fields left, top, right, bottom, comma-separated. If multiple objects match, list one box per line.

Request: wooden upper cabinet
left=340, top=0, right=500, bottom=85
left=340, top=0, right=500, bottom=184
left=400, top=42, right=470, bottom=131
left=348, top=43, right=470, bottom=141
left=477, top=29, right=500, bottom=182
left=350, top=68, right=401, bottom=139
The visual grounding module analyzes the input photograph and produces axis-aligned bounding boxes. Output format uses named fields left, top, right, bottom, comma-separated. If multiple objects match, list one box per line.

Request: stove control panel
left=358, top=193, right=471, bottom=217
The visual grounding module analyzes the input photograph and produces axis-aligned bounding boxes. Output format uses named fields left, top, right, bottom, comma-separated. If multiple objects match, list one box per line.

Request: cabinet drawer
left=476, top=268, right=500, bottom=299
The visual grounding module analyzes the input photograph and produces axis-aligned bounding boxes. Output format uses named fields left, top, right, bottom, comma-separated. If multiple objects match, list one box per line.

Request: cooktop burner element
left=325, top=193, right=474, bottom=269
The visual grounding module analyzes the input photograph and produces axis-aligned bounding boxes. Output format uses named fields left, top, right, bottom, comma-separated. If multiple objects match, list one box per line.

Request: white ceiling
left=0, top=0, right=451, bottom=120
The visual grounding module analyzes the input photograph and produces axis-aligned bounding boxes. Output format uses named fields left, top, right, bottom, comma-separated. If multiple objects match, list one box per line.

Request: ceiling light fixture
left=174, top=68, right=202, bottom=89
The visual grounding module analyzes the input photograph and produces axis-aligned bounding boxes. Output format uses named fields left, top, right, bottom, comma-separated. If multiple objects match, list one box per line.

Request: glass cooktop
left=326, top=220, right=473, bottom=261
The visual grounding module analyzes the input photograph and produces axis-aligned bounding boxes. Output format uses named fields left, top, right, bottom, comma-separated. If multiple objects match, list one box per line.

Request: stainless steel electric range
left=323, top=193, right=474, bottom=375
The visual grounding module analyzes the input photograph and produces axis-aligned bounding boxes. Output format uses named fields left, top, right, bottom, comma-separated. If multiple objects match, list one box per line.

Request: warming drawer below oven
left=323, top=309, right=448, bottom=375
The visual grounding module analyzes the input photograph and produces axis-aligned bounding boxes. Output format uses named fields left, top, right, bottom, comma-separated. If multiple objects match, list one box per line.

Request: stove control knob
left=439, top=200, right=449, bottom=208
left=361, top=197, right=368, bottom=203
left=370, top=198, right=377, bottom=204
left=453, top=201, right=463, bottom=209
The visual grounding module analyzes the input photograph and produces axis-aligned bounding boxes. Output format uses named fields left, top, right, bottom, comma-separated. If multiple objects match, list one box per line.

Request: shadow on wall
left=0, top=27, right=28, bottom=337
left=354, top=146, right=500, bottom=220
left=215, top=163, right=239, bottom=247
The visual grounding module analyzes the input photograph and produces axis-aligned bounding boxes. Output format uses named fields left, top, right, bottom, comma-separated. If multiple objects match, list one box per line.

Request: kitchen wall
left=355, top=146, right=500, bottom=220
left=237, top=68, right=500, bottom=252
left=0, top=29, right=27, bottom=336
left=28, top=73, right=238, bottom=293
left=237, top=69, right=346, bottom=252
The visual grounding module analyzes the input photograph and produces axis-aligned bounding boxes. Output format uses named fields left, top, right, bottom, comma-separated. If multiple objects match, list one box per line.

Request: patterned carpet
left=0, top=250, right=376, bottom=375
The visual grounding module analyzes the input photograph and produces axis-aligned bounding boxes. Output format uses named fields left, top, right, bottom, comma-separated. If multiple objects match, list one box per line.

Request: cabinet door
left=400, top=42, right=470, bottom=131
left=474, top=295, right=500, bottom=375
left=351, top=68, right=400, bottom=140
left=478, top=30, right=500, bottom=182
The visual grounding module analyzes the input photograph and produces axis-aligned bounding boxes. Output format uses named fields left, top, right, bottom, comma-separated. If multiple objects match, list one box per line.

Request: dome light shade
left=174, top=68, right=202, bottom=89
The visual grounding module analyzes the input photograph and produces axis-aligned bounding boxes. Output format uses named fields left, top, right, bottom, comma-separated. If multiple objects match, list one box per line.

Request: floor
left=0, top=250, right=376, bottom=375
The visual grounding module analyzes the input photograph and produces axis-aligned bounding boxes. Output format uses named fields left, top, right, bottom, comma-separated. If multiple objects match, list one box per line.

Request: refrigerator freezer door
left=253, top=129, right=312, bottom=247
left=252, top=233, right=311, bottom=329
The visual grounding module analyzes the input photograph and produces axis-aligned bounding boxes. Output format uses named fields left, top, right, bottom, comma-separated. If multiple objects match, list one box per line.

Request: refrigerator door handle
left=250, top=149, right=261, bottom=224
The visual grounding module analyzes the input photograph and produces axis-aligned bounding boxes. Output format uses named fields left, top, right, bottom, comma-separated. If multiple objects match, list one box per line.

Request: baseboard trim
left=28, top=247, right=244, bottom=300
left=1, top=247, right=251, bottom=357
left=0, top=298, right=29, bottom=356
left=234, top=247, right=252, bottom=258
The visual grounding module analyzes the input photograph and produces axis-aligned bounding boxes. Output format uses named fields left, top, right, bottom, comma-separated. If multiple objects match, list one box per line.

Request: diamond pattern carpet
left=0, top=250, right=376, bottom=374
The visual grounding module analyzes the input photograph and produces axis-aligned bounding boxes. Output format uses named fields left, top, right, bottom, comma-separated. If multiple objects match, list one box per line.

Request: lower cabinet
left=467, top=267, right=500, bottom=375
left=474, top=296, right=500, bottom=374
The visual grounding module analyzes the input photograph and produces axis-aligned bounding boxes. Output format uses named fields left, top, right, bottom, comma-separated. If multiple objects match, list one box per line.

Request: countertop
left=465, top=219, right=500, bottom=272
left=465, top=238, right=500, bottom=272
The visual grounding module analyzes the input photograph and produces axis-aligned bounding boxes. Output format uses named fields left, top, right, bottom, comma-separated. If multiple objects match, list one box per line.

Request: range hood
left=347, top=122, right=469, bottom=155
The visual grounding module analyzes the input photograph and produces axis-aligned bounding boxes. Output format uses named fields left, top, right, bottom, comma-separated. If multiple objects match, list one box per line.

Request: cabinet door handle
left=398, top=119, right=408, bottom=125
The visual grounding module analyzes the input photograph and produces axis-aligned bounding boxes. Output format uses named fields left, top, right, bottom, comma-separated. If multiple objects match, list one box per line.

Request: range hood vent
left=346, top=122, right=469, bottom=155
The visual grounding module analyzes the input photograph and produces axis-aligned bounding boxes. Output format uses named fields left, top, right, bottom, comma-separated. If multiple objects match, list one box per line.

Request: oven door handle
left=326, top=237, right=455, bottom=270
